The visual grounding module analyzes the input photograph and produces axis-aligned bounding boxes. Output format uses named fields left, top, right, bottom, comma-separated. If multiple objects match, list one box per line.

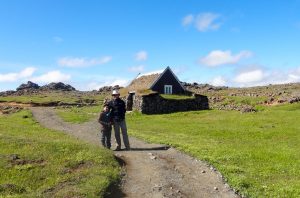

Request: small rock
left=201, top=170, right=206, bottom=173
left=115, top=154, right=123, bottom=158
left=10, top=154, right=20, bottom=160
left=214, top=187, right=218, bottom=190
left=150, top=156, right=157, bottom=160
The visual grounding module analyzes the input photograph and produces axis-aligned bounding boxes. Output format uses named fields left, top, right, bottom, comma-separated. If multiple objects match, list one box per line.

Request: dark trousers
left=113, top=119, right=130, bottom=149
left=101, top=129, right=111, bottom=149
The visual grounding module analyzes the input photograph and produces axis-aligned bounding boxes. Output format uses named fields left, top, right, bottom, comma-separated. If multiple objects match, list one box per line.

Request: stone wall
left=127, top=93, right=209, bottom=114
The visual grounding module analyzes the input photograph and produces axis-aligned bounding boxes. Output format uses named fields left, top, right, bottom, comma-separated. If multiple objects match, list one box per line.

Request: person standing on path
left=98, top=104, right=112, bottom=149
left=108, top=90, right=130, bottom=151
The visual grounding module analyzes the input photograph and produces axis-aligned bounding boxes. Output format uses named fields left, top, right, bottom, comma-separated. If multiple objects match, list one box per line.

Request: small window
left=164, top=85, right=172, bottom=94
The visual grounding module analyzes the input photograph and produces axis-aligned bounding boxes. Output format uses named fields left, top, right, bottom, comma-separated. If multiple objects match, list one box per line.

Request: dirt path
left=30, top=107, right=239, bottom=198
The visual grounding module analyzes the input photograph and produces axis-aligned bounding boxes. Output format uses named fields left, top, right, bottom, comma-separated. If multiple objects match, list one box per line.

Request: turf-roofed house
left=128, top=66, right=186, bottom=95
left=124, top=66, right=209, bottom=114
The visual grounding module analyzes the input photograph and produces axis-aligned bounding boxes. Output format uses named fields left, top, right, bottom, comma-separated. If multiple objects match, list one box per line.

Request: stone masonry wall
left=127, top=93, right=209, bottom=114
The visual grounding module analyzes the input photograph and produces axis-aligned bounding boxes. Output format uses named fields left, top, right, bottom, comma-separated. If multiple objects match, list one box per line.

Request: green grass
left=160, top=94, right=194, bottom=100
left=56, top=105, right=102, bottom=123
left=0, top=111, right=119, bottom=197
left=222, top=96, right=268, bottom=106
left=126, top=103, right=300, bottom=197
left=0, top=91, right=105, bottom=105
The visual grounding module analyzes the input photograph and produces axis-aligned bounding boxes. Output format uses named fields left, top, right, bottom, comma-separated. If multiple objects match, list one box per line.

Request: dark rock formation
left=0, top=90, right=16, bottom=97
left=40, top=82, right=76, bottom=91
left=16, top=81, right=40, bottom=91
left=98, top=85, right=123, bottom=94
left=182, top=82, right=228, bottom=92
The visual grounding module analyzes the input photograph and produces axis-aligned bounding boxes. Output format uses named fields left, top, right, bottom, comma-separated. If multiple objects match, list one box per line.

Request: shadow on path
left=129, top=146, right=170, bottom=151
left=105, top=156, right=126, bottom=198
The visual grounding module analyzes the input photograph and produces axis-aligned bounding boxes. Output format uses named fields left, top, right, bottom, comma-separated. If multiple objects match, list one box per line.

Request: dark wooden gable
left=150, top=67, right=185, bottom=94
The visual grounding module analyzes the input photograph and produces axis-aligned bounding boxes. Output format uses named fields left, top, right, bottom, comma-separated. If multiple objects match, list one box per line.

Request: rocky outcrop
left=183, top=82, right=228, bottom=92
left=16, top=81, right=40, bottom=91
left=98, top=85, right=123, bottom=94
left=40, top=82, right=76, bottom=91
left=0, top=90, right=16, bottom=97
left=0, top=82, right=76, bottom=96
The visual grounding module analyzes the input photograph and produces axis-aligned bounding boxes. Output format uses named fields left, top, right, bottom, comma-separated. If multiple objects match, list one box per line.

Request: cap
left=112, top=90, right=120, bottom=95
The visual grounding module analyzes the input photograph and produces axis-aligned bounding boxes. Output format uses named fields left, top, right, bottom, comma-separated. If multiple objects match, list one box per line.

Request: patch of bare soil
left=30, top=107, right=239, bottom=198
left=0, top=104, right=23, bottom=114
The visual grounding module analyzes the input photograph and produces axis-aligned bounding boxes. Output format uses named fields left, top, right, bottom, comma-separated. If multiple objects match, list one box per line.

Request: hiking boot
left=125, top=147, right=131, bottom=151
left=114, top=147, right=121, bottom=151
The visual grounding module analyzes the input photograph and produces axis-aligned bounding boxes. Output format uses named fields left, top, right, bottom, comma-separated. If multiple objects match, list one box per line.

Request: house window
left=164, top=85, right=172, bottom=94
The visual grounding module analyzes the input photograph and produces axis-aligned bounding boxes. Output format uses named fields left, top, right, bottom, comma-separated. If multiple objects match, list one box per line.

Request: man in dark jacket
left=108, top=90, right=130, bottom=151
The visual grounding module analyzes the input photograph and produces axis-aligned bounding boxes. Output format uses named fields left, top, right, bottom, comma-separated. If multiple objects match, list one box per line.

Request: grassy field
left=126, top=103, right=300, bottom=197
left=160, top=94, right=195, bottom=100
left=0, top=111, right=119, bottom=197
left=0, top=91, right=105, bottom=105
left=56, top=105, right=102, bottom=123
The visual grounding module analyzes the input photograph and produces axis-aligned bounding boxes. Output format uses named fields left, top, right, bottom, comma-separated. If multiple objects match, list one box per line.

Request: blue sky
left=1, top=0, right=300, bottom=91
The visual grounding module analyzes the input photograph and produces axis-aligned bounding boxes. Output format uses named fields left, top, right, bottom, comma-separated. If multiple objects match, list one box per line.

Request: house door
left=126, top=92, right=135, bottom=111
left=164, top=85, right=172, bottom=94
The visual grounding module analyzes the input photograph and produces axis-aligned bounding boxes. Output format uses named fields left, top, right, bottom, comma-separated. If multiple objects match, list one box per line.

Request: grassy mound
left=0, top=111, right=119, bottom=197
left=126, top=103, right=300, bottom=197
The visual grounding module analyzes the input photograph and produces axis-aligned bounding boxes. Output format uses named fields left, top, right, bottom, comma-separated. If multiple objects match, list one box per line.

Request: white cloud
left=230, top=66, right=300, bottom=87
left=211, top=76, right=227, bottom=86
left=234, top=69, right=264, bottom=84
left=195, top=13, right=221, bottom=32
left=87, top=79, right=129, bottom=90
left=200, top=50, right=253, bottom=67
left=135, top=51, right=148, bottom=61
left=58, top=56, right=112, bottom=67
left=266, top=67, right=300, bottom=85
left=182, top=12, right=223, bottom=32
left=129, top=65, right=145, bottom=73
left=0, top=67, right=36, bottom=82
left=53, top=36, right=63, bottom=43
left=30, top=70, right=71, bottom=83
left=182, top=14, right=194, bottom=26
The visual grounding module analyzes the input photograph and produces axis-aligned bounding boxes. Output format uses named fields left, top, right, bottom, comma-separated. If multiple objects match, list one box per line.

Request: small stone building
left=122, top=66, right=209, bottom=114
left=127, top=66, right=186, bottom=95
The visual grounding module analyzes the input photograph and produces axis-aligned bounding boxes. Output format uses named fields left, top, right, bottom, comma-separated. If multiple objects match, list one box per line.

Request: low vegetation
left=126, top=104, right=300, bottom=197
left=0, top=110, right=119, bottom=197
left=160, top=94, right=195, bottom=100
left=0, top=91, right=105, bottom=105
left=56, top=105, right=102, bottom=123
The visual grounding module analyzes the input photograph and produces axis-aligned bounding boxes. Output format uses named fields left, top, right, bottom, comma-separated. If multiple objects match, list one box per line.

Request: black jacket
left=98, top=111, right=112, bottom=131
left=108, top=98, right=126, bottom=121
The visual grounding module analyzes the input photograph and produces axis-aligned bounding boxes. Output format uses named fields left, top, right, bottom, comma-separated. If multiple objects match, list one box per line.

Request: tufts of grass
left=0, top=110, right=120, bottom=197
left=126, top=103, right=300, bottom=197
left=0, top=91, right=105, bottom=105
left=160, top=94, right=195, bottom=100
left=55, top=105, right=102, bottom=123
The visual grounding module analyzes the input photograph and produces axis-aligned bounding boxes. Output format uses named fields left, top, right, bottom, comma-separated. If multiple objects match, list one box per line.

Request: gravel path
left=30, top=107, right=239, bottom=198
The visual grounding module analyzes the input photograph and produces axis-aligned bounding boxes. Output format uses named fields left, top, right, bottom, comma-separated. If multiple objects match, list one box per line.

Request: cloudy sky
left=1, top=0, right=300, bottom=91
